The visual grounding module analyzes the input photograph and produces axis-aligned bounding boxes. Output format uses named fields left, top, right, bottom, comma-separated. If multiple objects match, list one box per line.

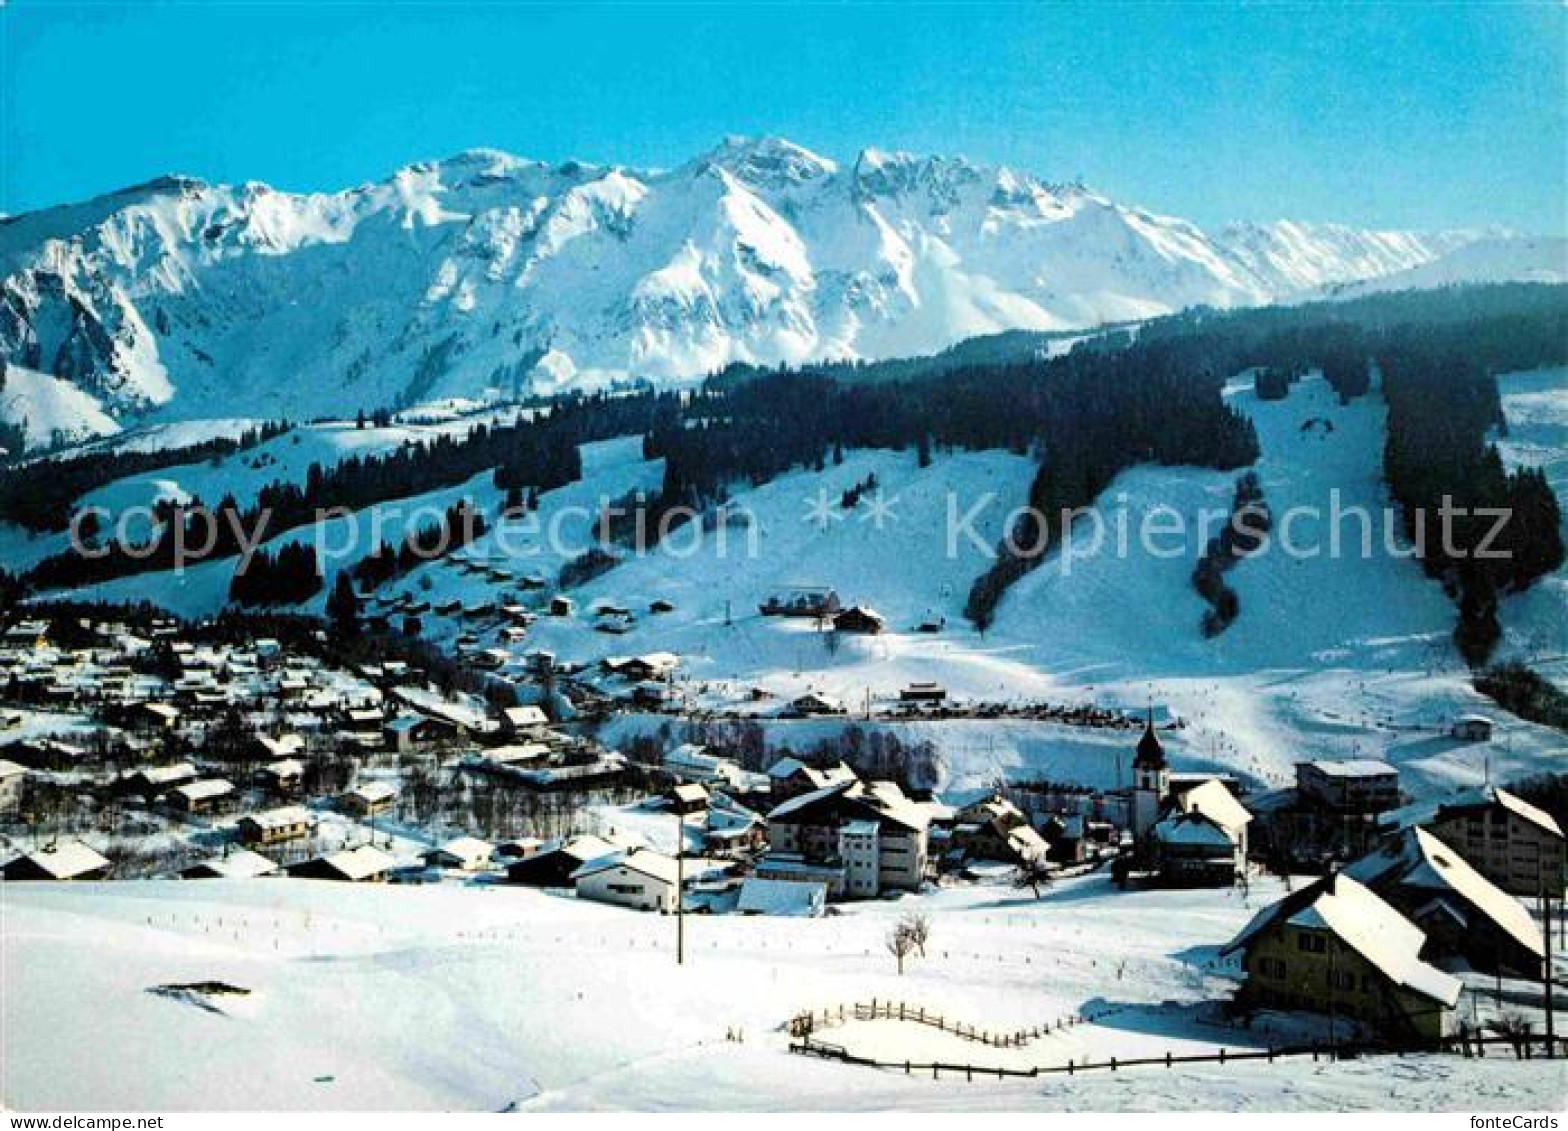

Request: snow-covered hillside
left=2, top=874, right=1557, bottom=1112
left=0, top=137, right=1520, bottom=428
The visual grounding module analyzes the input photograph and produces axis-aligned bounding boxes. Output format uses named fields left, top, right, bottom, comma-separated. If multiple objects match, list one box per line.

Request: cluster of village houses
left=0, top=612, right=1562, bottom=1048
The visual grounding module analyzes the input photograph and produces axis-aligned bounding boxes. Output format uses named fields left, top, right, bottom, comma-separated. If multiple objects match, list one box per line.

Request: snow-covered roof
left=432, top=836, right=495, bottom=865
left=347, top=780, right=397, bottom=804
left=736, top=876, right=826, bottom=917
left=571, top=848, right=680, bottom=887
left=1173, top=779, right=1252, bottom=833
left=128, top=761, right=196, bottom=786
left=188, top=848, right=278, bottom=879
left=261, top=758, right=305, bottom=778
left=245, top=805, right=312, bottom=830
left=173, top=778, right=235, bottom=802
left=316, top=844, right=396, bottom=881
left=0, top=758, right=25, bottom=780
left=766, top=778, right=858, bottom=821
left=1383, top=785, right=1563, bottom=840
left=503, top=705, right=549, bottom=727
left=1303, top=759, right=1398, bottom=778
left=1345, top=828, right=1543, bottom=960
left=11, top=839, right=110, bottom=880
left=1226, top=874, right=1461, bottom=1008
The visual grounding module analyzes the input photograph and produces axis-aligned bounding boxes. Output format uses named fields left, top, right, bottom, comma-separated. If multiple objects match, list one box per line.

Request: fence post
left=1165, top=1051, right=1171, bottom=1068
left=1068, top=1059, right=1074, bottom=1076
left=966, top=1066, right=972, bottom=1082
left=1219, top=1047, right=1226, bottom=1065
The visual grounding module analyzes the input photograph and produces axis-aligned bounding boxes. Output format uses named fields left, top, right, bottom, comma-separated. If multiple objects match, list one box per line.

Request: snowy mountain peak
left=0, top=137, right=1558, bottom=434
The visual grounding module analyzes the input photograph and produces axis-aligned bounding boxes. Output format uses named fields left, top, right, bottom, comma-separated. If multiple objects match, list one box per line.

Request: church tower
left=1131, top=709, right=1169, bottom=841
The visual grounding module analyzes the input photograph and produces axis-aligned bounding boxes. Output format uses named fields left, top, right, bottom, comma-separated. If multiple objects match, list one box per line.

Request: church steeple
left=1134, top=707, right=1166, bottom=771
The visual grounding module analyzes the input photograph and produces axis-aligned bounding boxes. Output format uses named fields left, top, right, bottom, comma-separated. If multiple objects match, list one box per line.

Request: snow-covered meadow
left=3, top=872, right=1559, bottom=1111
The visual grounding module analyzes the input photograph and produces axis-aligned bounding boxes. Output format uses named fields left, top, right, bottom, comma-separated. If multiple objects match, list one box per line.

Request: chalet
left=168, top=778, right=236, bottom=815
left=765, top=778, right=930, bottom=899
left=341, top=780, right=397, bottom=818
left=384, top=713, right=449, bottom=754
left=899, top=681, right=948, bottom=704
left=506, top=834, right=625, bottom=887
left=2, top=839, right=110, bottom=881
left=1381, top=786, right=1565, bottom=898
left=1150, top=779, right=1252, bottom=885
left=767, top=757, right=857, bottom=804
left=0, top=759, right=26, bottom=815
left=649, top=598, right=676, bottom=614
left=666, top=782, right=710, bottom=815
left=663, top=744, right=767, bottom=794
left=121, top=761, right=198, bottom=798
left=605, top=653, right=680, bottom=682
left=1346, top=827, right=1544, bottom=977
left=787, top=691, right=844, bottom=717
left=1, top=710, right=24, bottom=730
left=494, top=837, right=544, bottom=861
left=254, top=733, right=306, bottom=761
left=425, top=836, right=495, bottom=871
left=502, top=704, right=550, bottom=736
left=952, top=796, right=1049, bottom=865
left=181, top=848, right=279, bottom=879
left=9, top=737, right=90, bottom=772
left=759, top=586, right=841, bottom=619
left=288, top=844, right=395, bottom=883
left=832, top=606, right=886, bottom=635
left=238, top=805, right=312, bottom=846
left=1450, top=714, right=1494, bottom=742
left=572, top=848, right=681, bottom=912
left=1222, top=873, right=1461, bottom=1044
left=258, top=758, right=306, bottom=794
left=549, top=596, right=576, bottom=617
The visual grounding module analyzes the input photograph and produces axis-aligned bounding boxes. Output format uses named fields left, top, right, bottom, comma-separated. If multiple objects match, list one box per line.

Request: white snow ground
left=2, top=874, right=1560, bottom=1112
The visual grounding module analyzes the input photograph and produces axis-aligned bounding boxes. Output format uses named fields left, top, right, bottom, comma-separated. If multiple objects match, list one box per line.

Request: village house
left=9, top=737, right=91, bottom=772
left=1297, top=760, right=1402, bottom=812
left=501, top=704, right=550, bottom=738
left=759, top=586, right=841, bottom=619
left=899, top=681, right=948, bottom=705
left=1346, top=827, right=1544, bottom=977
left=951, top=795, right=1050, bottom=866
left=764, top=777, right=931, bottom=899
left=425, top=836, right=496, bottom=872
left=1150, top=779, right=1252, bottom=886
left=238, top=805, right=313, bottom=846
left=506, top=834, right=628, bottom=887
left=168, top=778, right=237, bottom=816
left=832, top=606, right=886, bottom=635
left=384, top=713, right=450, bottom=754
left=571, top=847, right=681, bottom=912
left=120, top=762, right=198, bottom=799
left=786, top=691, right=845, bottom=718
left=1222, top=873, right=1461, bottom=1044
left=0, top=759, right=26, bottom=815
left=1382, top=785, right=1565, bottom=898
left=341, top=780, right=398, bottom=819
left=258, top=758, right=306, bottom=795
left=138, top=702, right=182, bottom=732
left=666, top=782, right=710, bottom=816
left=181, top=848, right=280, bottom=880
left=2, top=839, right=111, bottom=882
left=1450, top=714, right=1494, bottom=742
left=663, top=744, right=769, bottom=795
left=254, top=733, right=306, bottom=761
left=767, top=757, right=859, bottom=804
left=289, top=844, right=396, bottom=883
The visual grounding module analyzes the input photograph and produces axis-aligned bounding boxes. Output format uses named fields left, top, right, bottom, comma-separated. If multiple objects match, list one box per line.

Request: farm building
left=571, top=848, right=681, bottom=913
left=289, top=844, right=396, bottom=883
left=238, top=806, right=312, bottom=846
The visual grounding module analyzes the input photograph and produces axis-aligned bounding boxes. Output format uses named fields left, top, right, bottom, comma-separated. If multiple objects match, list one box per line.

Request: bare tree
left=886, top=922, right=916, bottom=975
left=900, top=911, right=932, bottom=957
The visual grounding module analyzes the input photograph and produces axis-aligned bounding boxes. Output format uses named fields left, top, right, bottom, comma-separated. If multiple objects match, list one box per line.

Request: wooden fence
left=785, top=1000, right=1566, bottom=1082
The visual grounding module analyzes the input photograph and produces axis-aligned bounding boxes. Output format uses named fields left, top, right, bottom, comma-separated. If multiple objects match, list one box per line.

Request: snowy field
left=3, top=873, right=1561, bottom=1112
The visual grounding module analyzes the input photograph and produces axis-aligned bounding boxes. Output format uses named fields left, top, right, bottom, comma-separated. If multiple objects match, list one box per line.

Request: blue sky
left=2, top=1, right=1564, bottom=233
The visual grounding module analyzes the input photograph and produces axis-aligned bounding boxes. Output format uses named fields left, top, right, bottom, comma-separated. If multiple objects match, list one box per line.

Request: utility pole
left=675, top=811, right=685, bottom=966
left=1543, top=884, right=1556, bottom=1054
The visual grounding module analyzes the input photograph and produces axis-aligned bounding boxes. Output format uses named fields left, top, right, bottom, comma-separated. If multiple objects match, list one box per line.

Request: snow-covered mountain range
left=1, top=135, right=1561, bottom=434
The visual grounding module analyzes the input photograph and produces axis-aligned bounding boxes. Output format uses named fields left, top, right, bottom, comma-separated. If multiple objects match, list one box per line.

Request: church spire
left=1134, top=707, right=1166, bottom=770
